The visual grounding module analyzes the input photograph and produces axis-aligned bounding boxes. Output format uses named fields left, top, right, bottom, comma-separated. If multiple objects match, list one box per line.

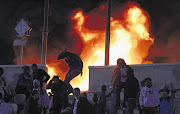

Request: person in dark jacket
left=31, top=63, right=50, bottom=91
left=46, top=76, right=73, bottom=114
left=15, top=66, right=33, bottom=99
left=57, top=49, right=83, bottom=83
left=125, top=68, right=139, bottom=114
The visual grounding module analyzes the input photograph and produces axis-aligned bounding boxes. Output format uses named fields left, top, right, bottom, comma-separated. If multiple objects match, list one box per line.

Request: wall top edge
left=0, top=64, right=46, bottom=68
left=88, top=62, right=180, bottom=69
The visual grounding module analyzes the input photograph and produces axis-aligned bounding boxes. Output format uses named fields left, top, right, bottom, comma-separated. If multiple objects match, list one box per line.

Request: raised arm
left=66, top=83, right=73, bottom=95
left=43, top=70, right=50, bottom=83
left=57, top=49, right=68, bottom=60
left=46, top=80, right=53, bottom=89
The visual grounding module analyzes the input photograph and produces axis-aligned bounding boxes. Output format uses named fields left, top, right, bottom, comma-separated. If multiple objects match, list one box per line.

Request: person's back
left=31, top=64, right=50, bottom=90
left=32, top=69, right=47, bottom=82
left=47, top=76, right=73, bottom=114
left=50, top=80, right=72, bottom=102
left=98, top=85, right=108, bottom=114
left=77, top=93, right=92, bottom=114
left=57, top=50, right=83, bottom=83
left=64, top=52, right=83, bottom=70
left=125, top=68, right=139, bottom=114
left=125, top=76, right=139, bottom=99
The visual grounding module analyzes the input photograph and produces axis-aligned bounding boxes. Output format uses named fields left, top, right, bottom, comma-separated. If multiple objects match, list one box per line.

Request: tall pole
left=41, top=0, right=49, bottom=64
left=20, top=45, right=23, bottom=65
left=105, top=0, right=111, bottom=65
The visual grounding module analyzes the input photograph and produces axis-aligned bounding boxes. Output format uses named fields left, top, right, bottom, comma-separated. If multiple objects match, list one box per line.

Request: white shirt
left=139, top=86, right=160, bottom=107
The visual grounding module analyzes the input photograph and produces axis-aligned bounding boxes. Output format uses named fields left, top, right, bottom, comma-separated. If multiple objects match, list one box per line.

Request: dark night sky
left=0, top=0, right=180, bottom=65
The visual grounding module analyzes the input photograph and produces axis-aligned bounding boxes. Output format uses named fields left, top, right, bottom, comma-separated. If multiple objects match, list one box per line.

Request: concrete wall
left=0, top=64, right=46, bottom=94
left=89, top=63, right=180, bottom=92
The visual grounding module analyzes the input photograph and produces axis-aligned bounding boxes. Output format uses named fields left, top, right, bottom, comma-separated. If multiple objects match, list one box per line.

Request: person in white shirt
left=139, top=77, right=160, bottom=114
left=118, top=58, right=131, bottom=109
left=109, top=58, right=131, bottom=114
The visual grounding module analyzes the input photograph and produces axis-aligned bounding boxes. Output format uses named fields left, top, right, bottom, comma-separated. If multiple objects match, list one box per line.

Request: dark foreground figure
left=46, top=76, right=73, bottom=114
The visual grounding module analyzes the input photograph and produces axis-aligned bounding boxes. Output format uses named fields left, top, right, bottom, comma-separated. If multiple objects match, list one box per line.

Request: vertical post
left=20, top=45, right=23, bottom=65
left=105, top=0, right=111, bottom=65
left=41, top=0, right=49, bottom=64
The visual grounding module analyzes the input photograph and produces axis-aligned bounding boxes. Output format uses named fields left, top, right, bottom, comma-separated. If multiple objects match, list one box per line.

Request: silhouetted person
left=57, top=49, right=83, bottom=83
left=0, top=67, right=6, bottom=87
left=92, top=93, right=101, bottom=114
left=125, top=68, right=139, bottom=114
left=46, top=76, right=73, bottom=114
left=15, top=66, right=33, bottom=99
left=98, top=85, right=109, bottom=114
left=76, top=92, right=93, bottom=114
left=31, top=63, right=50, bottom=91
left=0, top=67, right=6, bottom=98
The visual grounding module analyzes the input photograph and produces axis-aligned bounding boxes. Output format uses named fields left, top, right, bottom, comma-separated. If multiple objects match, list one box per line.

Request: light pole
left=105, top=0, right=111, bottom=65
left=41, top=0, right=49, bottom=64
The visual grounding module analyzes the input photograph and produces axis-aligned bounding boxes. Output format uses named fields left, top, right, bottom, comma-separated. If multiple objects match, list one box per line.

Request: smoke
left=145, top=0, right=180, bottom=63
left=0, top=0, right=16, bottom=65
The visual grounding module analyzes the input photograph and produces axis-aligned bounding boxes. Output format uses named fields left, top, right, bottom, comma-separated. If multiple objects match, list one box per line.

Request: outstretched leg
left=64, top=69, right=81, bottom=83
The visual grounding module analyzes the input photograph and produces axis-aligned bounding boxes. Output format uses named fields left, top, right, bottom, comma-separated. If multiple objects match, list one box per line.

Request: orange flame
left=46, top=2, right=154, bottom=91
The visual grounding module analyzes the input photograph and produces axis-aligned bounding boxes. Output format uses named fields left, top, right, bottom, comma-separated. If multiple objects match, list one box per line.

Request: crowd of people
left=0, top=50, right=176, bottom=114
left=108, top=58, right=174, bottom=114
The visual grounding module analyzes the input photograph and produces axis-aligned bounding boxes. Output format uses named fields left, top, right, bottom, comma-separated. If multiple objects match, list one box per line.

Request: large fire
left=46, top=2, right=154, bottom=91
left=14, top=2, right=154, bottom=91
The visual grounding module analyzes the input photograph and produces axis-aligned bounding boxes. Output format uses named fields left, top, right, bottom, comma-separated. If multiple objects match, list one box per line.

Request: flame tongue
left=47, top=2, right=154, bottom=91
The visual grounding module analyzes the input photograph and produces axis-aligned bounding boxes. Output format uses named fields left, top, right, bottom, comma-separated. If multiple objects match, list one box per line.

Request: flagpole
left=105, top=0, right=111, bottom=65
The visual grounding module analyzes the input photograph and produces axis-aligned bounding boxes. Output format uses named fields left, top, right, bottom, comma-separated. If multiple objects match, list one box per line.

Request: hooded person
left=33, top=79, right=50, bottom=114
